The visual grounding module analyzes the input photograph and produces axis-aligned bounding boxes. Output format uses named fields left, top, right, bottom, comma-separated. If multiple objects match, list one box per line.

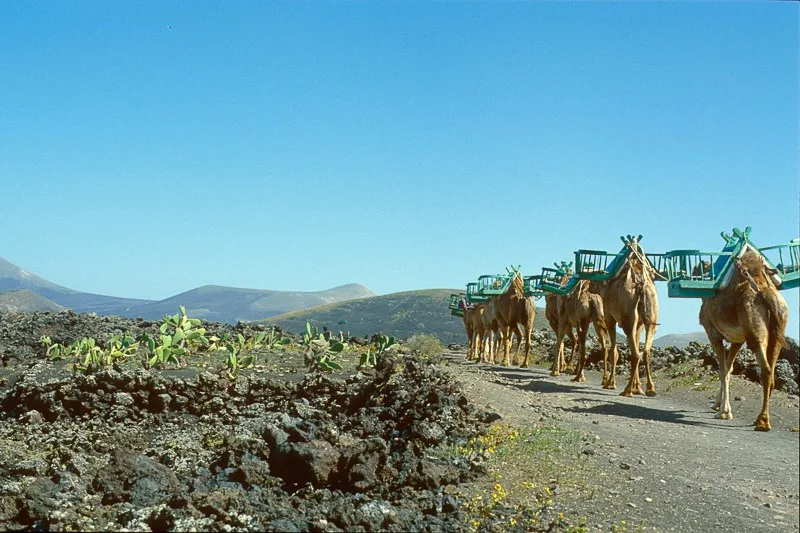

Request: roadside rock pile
left=0, top=311, right=492, bottom=531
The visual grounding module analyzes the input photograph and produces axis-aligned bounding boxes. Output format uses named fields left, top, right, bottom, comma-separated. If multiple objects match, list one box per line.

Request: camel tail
left=759, top=291, right=788, bottom=356
left=637, top=287, right=657, bottom=326
left=590, top=295, right=607, bottom=331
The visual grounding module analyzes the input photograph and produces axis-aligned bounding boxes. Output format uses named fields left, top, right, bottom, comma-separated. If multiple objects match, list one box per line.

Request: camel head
left=619, top=235, right=653, bottom=282
left=511, top=272, right=525, bottom=294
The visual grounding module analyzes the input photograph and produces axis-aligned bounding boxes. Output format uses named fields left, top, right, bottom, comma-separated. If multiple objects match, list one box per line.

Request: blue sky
left=1, top=1, right=797, bottom=338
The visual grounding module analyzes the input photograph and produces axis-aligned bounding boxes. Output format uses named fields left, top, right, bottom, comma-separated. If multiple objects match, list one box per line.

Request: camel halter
left=626, top=241, right=668, bottom=282
left=733, top=257, right=762, bottom=294
left=733, top=257, right=777, bottom=294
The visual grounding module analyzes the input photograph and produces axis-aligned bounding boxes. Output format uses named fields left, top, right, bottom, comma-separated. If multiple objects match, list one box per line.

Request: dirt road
left=443, top=350, right=800, bottom=532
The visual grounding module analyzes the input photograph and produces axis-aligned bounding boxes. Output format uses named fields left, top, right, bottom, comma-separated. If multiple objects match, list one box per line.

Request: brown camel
left=483, top=297, right=508, bottom=364
left=551, top=280, right=608, bottom=381
left=495, top=274, right=537, bottom=367
left=466, top=303, right=487, bottom=362
left=698, top=250, right=789, bottom=431
left=460, top=300, right=476, bottom=361
left=545, top=273, right=578, bottom=374
left=590, top=241, right=660, bottom=396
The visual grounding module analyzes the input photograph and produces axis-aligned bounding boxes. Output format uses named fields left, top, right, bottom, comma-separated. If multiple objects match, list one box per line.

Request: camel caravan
left=455, top=267, right=537, bottom=368
left=449, top=227, right=799, bottom=431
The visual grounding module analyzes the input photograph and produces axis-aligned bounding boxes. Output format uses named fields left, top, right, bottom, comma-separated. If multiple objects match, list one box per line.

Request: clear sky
left=1, top=1, right=798, bottom=338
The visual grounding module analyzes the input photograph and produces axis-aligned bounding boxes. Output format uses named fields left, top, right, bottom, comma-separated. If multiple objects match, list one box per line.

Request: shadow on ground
left=446, top=353, right=747, bottom=430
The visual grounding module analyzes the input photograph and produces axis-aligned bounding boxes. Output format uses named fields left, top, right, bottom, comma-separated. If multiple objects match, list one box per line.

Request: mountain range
left=0, top=257, right=374, bottom=324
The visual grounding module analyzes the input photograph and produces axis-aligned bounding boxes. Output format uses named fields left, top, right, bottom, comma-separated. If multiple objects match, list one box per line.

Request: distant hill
left=0, top=257, right=375, bottom=324
left=0, top=290, right=64, bottom=313
left=129, top=283, right=376, bottom=324
left=0, top=257, right=152, bottom=315
left=263, top=289, right=549, bottom=344
left=652, top=332, right=709, bottom=348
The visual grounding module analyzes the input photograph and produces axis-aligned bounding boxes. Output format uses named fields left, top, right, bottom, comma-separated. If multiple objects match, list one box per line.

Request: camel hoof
left=603, top=384, right=616, bottom=390
left=550, top=371, right=560, bottom=377
left=754, top=424, right=771, bottom=432
left=714, top=411, right=733, bottom=420
left=572, top=375, right=586, bottom=383
left=620, top=390, right=633, bottom=397
left=645, top=390, right=657, bottom=397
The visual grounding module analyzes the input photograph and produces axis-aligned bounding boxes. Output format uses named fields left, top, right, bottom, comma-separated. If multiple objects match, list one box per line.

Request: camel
left=460, top=300, right=476, bottom=361
left=551, top=280, right=608, bottom=381
left=482, top=297, right=508, bottom=364
left=465, top=302, right=487, bottom=362
left=494, top=273, right=537, bottom=367
left=698, top=249, right=789, bottom=431
left=545, top=275, right=578, bottom=374
left=589, top=238, right=660, bottom=396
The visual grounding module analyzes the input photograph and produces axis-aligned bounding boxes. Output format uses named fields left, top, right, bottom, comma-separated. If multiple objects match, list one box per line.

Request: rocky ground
left=0, top=310, right=798, bottom=532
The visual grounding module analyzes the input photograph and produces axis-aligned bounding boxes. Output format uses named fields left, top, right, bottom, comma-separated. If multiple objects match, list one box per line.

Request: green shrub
left=406, top=334, right=444, bottom=357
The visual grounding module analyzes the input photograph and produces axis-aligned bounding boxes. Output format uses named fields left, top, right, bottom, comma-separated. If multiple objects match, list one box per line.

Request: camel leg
left=564, top=329, right=577, bottom=373
left=594, top=321, right=608, bottom=388
left=706, top=333, right=731, bottom=417
left=552, top=326, right=567, bottom=376
left=621, top=324, right=644, bottom=397
left=513, top=323, right=524, bottom=366
left=753, top=339, right=774, bottom=432
left=572, top=323, right=589, bottom=383
left=502, top=326, right=512, bottom=366
left=514, top=323, right=524, bottom=359
left=604, top=321, right=619, bottom=389
left=469, top=327, right=477, bottom=361
left=521, top=321, right=533, bottom=368
left=717, top=341, right=743, bottom=417
left=514, top=326, right=522, bottom=355
left=502, top=329, right=509, bottom=365
left=496, top=330, right=504, bottom=365
left=491, top=330, right=501, bottom=365
left=643, top=323, right=657, bottom=397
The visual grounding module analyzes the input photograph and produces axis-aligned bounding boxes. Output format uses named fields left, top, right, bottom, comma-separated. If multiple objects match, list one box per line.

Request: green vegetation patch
left=435, top=423, right=598, bottom=532
left=662, top=360, right=717, bottom=392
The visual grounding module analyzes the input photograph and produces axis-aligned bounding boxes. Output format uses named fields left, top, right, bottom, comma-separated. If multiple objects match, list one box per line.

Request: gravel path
left=443, top=351, right=800, bottom=532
